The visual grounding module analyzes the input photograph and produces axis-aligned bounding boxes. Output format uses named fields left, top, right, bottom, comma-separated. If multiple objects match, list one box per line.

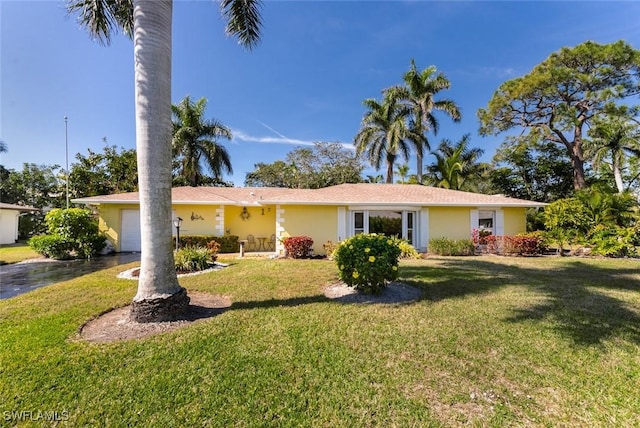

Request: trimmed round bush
left=283, top=236, right=314, bottom=259
left=29, top=208, right=106, bottom=259
left=333, top=233, right=401, bottom=294
left=28, top=235, right=75, bottom=260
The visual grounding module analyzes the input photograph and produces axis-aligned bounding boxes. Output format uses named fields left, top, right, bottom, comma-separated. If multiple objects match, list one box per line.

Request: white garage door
left=121, top=209, right=141, bottom=252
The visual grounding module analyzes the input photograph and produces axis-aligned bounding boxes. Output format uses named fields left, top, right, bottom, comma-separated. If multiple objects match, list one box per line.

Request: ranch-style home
left=72, top=183, right=545, bottom=255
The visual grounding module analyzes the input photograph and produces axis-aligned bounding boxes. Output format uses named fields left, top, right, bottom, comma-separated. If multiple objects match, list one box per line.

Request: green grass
left=1, top=256, right=639, bottom=426
left=0, top=243, right=41, bottom=264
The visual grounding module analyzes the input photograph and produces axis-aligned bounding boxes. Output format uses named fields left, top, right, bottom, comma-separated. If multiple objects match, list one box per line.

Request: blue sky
left=2, top=1, right=640, bottom=186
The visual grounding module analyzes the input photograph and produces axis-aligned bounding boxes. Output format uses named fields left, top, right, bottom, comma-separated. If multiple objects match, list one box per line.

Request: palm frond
left=66, top=0, right=133, bottom=46
left=220, top=0, right=262, bottom=50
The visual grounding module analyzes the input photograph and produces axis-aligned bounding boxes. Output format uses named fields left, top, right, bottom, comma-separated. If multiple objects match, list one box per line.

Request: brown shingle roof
left=265, top=184, right=545, bottom=207
left=72, top=184, right=545, bottom=208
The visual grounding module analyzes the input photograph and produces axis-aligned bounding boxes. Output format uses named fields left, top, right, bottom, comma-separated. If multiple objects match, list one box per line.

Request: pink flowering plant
left=333, top=233, right=401, bottom=294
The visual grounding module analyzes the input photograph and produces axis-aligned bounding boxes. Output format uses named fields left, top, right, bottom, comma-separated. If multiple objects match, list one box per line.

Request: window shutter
left=495, top=210, right=504, bottom=236
left=470, top=209, right=479, bottom=235
left=420, top=208, right=429, bottom=252
left=337, top=207, right=346, bottom=241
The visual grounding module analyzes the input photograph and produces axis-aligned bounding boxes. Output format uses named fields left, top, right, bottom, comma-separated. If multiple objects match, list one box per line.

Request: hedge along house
left=72, top=184, right=545, bottom=255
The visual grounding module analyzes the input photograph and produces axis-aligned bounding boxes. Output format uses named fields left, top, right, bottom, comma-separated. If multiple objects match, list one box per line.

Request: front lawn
left=1, top=256, right=639, bottom=426
left=0, top=243, right=40, bottom=265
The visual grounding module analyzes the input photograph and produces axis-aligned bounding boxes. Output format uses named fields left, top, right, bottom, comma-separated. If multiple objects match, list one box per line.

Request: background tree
left=425, top=134, right=485, bottom=191
left=479, top=40, right=640, bottom=190
left=0, top=163, right=65, bottom=239
left=489, top=137, right=574, bottom=203
left=67, top=0, right=263, bottom=322
left=0, top=163, right=63, bottom=208
left=245, top=142, right=363, bottom=188
left=245, top=160, right=294, bottom=188
left=354, top=96, right=418, bottom=183
left=585, top=117, right=640, bottom=193
left=172, top=95, right=233, bottom=187
left=69, top=145, right=138, bottom=197
left=389, top=59, right=461, bottom=183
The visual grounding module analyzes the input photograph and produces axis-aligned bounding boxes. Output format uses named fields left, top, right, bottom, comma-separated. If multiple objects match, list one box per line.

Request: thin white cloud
left=257, top=120, right=289, bottom=140
left=454, top=66, right=520, bottom=80
left=232, top=129, right=316, bottom=147
left=231, top=129, right=356, bottom=151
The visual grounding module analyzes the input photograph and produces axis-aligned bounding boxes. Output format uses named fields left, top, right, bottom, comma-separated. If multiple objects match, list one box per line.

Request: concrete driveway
left=0, top=253, right=141, bottom=299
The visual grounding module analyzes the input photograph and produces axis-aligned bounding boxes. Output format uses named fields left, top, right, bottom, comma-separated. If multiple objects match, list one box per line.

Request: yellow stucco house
left=72, top=184, right=545, bottom=255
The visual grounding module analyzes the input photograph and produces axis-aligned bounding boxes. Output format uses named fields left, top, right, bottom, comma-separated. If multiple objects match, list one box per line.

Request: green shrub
left=76, top=234, right=109, bottom=259
left=178, top=235, right=239, bottom=253
left=334, top=233, right=401, bottom=294
left=590, top=226, right=638, bottom=258
left=389, top=237, right=421, bottom=259
left=214, top=235, right=240, bottom=253
left=28, top=235, right=75, bottom=260
left=283, top=236, right=314, bottom=259
left=174, top=246, right=213, bottom=272
left=179, top=236, right=212, bottom=248
left=45, top=208, right=98, bottom=240
left=543, top=198, right=590, bottom=251
left=630, top=221, right=640, bottom=246
left=429, top=237, right=475, bottom=256
left=29, top=208, right=105, bottom=259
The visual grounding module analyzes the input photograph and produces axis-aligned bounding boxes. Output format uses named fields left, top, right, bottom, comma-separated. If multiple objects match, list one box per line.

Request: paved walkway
left=0, top=253, right=141, bottom=299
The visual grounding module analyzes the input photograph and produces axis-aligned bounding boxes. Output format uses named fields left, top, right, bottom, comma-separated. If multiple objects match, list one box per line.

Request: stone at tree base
left=130, top=287, right=190, bottom=323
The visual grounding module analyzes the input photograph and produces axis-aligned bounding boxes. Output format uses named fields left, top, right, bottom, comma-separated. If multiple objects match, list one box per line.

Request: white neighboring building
left=0, top=203, right=38, bottom=245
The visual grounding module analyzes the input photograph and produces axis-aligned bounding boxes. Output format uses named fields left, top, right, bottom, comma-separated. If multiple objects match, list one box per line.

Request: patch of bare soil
left=79, top=292, right=231, bottom=343
left=324, top=281, right=422, bottom=304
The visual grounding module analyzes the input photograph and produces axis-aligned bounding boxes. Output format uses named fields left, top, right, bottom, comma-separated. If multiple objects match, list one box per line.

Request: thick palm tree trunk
left=385, top=153, right=395, bottom=183
left=130, top=0, right=189, bottom=322
left=612, top=156, right=625, bottom=193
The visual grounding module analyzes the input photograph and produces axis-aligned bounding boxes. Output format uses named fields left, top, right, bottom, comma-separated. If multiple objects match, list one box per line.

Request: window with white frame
left=351, top=210, right=416, bottom=244
left=478, top=211, right=495, bottom=234
left=406, top=211, right=414, bottom=244
left=354, top=211, right=365, bottom=235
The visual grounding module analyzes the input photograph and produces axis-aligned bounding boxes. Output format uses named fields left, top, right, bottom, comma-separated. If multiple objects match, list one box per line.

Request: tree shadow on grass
left=401, top=257, right=640, bottom=346
left=229, top=295, right=329, bottom=311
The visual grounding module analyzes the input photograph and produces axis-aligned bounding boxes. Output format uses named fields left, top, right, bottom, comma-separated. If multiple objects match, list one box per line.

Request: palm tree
left=67, top=0, right=262, bottom=322
left=394, top=163, right=410, bottom=184
left=426, top=134, right=485, bottom=191
left=388, top=59, right=461, bottom=184
left=364, top=174, right=383, bottom=183
left=172, top=96, right=233, bottom=186
left=354, top=95, right=418, bottom=183
left=0, top=140, right=7, bottom=153
left=585, top=118, right=640, bottom=193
